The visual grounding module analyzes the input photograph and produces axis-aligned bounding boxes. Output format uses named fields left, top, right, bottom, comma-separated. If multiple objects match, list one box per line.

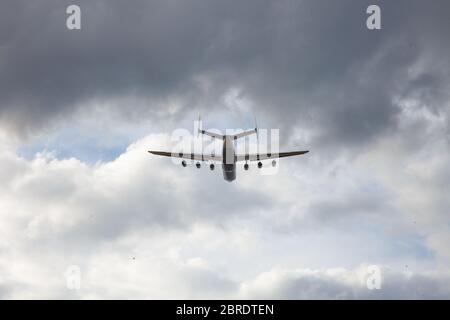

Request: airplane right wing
left=148, top=150, right=223, bottom=162
left=235, top=150, right=309, bottom=162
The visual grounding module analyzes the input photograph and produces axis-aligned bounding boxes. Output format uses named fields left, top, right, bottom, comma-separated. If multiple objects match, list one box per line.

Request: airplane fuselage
left=222, top=136, right=236, bottom=182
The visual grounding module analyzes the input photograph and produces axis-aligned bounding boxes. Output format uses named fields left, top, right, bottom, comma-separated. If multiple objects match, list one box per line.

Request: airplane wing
left=148, top=150, right=223, bottom=162
left=235, top=150, right=309, bottom=162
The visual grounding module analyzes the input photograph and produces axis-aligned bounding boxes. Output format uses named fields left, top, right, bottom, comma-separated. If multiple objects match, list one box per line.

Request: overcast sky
left=1, top=0, right=450, bottom=299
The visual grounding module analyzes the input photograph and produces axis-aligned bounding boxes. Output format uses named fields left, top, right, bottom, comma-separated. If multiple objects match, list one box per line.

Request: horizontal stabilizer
left=198, top=129, right=224, bottom=140
left=235, top=150, right=309, bottom=162
left=232, top=128, right=257, bottom=140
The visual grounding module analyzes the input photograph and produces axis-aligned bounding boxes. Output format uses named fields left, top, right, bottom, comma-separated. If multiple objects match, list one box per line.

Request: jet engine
left=210, top=163, right=215, bottom=170
left=257, top=161, right=263, bottom=168
left=181, top=160, right=187, bottom=167
left=196, top=162, right=201, bottom=168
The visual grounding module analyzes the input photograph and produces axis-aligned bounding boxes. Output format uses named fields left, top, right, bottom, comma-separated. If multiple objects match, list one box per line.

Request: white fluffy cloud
left=1, top=119, right=449, bottom=298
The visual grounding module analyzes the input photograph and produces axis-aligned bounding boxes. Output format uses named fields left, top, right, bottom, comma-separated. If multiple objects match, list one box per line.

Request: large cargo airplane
left=148, top=120, right=309, bottom=182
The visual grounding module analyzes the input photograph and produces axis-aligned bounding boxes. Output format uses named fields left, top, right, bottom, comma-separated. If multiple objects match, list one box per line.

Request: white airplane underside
left=148, top=124, right=309, bottom=182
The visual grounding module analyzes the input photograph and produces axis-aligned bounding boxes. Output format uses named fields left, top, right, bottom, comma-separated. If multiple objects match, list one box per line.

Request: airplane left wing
left=148, top=150, right=223, bottom=162
left=235, top=150, right=309, bottom=162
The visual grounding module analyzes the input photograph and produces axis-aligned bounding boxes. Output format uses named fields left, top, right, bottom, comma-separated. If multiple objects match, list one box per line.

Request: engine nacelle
left=181, top=160, right=187, bottom=167
left=210, top=163, right=215, bottom=171
left=257, top=161, right=263, bottom=168
left=244, top=163, right=249, bottom=171
left=196, top=162, right=201, bottom=169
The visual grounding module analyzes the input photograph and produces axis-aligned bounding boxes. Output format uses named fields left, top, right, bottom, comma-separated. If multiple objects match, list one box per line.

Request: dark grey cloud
left=1, top=0, right=449, bottom=151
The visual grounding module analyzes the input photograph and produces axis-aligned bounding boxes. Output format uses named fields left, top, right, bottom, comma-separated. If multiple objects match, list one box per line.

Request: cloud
left=1, top=0, right=450, bottom=299
left=239, top=266, right=450, bottom=299
left=1, top=0, right=449, bottom=148
left=0, top=127, right=448, bottom=298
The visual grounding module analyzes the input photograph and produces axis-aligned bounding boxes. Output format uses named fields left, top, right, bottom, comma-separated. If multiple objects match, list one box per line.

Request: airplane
left=148, top=119, right=309, bottom=182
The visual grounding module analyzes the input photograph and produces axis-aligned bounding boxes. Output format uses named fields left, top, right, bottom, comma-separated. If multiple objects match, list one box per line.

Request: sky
left=0, top=0, right=450, bottom=299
